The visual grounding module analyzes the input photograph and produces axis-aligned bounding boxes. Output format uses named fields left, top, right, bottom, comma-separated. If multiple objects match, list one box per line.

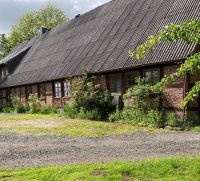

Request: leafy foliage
left=7, top=4, right=68, bottom=50
left=0, top=34, right=9, bottom=59
left=123, top=77, right=152, bottom=110
left=70, top=72, right=115, bottom=120
left=39, top=105, right=58, bottom=114
left=11, top=96, right=27, bottom=113
left=129, top=20, right=200, bottom=107
left=109, top=78, right=167, bottom=128
left=28, top=94, right=39, bottom=114
left=63, top=105, right=78, bottom=119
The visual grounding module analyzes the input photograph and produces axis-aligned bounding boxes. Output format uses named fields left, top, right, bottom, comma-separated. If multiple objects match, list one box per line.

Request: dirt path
left=1, top=132, right=200, bottom=168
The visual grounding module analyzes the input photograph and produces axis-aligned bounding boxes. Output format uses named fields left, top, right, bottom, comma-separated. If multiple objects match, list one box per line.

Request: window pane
left=144, top=69, right=160, bottom=85
left=54, top=82, right=61, bottom=97
left=145, top=71, right=152, bottom=78
left=110, top=74, right=121, bottom=93
left=26, top=86, right=32, bottom=98
left=39, top=84, right=46, bottom=98
left=153, top=70, right=159, bottom=78
left=126, top=71, right=139, bottom=88
left=64, top=81, right=70, bottom=97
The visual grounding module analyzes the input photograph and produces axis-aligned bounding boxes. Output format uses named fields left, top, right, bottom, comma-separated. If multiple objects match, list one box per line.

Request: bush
left=109, top=77, right=166, bottom=128
left=15, top=104, right=28, bottom=113
left=109, top=106, right=122, bottom=122
left=2, top=106, right=14, bottom=113
left=39, top=105, right=51, bottom=114
left=123, top=77, right=152, bottom=110
left=39, top=105, right=58, bottom=114
left=50, top=106, right=58, bottom=114
left=11, top=96, right=20, bottom=113
left=166, top=112, right=179, bottom=127
left=63, top=105, right=78, bottom=119
left=11, top=96, right=28, bottom=113
left=109, top=108, right=165, bottom=128
left=77, top=108, right=93, bottom=120
left=70, top=72, right=115, bottom=120
left=28, top=94, right=39, bottom=114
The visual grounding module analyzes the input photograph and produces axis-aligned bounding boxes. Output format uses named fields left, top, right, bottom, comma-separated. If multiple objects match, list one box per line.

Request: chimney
left=40, top=27, right=49, bottom=35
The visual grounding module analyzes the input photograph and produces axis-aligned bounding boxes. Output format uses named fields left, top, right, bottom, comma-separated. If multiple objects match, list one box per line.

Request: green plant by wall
left=39, top=105, right=58, bottom=115
left=11, top=96, right=20, bottom=113
left=28, top=94, right=39, bottom=114
left=63, top=105, right=78, bottom=119
left=70, top=72, right=115, bottom=120
left=123, top=77, right=154, bottom=110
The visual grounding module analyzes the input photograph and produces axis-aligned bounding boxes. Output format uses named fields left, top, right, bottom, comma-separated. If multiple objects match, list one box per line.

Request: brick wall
left=46, top=83, right=53, bottom=105
left=53, top=98, right=62, bottom=108
left=163, top=65, right=185, bottom=120
left=0, top=64, right=198, bottom=121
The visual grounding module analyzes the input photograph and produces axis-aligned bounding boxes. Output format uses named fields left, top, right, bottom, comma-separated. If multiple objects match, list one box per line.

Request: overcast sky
left=0, top=0, right=110, bottom=34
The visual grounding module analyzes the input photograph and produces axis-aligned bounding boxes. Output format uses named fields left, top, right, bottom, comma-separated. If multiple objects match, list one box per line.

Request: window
left=110, top=74, right=121, bottom=93
left=54, top=82, right=61, bottom=98
left=143, top=68, right=160, bottom=85
left=26, top=86, right=32, bottom=98
left=125, top=71, right=139, bottom=89
left=63, top=81, right=70, bottom=97
left=39, top=84, right=46, bottom=98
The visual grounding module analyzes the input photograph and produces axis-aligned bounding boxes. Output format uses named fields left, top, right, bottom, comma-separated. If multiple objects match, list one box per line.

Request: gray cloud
left=0, top=0, right=109, bottom=34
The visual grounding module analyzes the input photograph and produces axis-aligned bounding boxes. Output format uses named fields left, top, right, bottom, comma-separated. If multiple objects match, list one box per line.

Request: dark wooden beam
left=121, top=72, right=125, bottom=94
left=44, top=83, right=47, bottom=104
left=183, top=74, right=189, bottom=116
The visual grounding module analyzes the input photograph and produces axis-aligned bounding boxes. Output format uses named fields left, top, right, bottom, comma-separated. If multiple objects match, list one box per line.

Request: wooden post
left=183, top=74, right=189, bottom=118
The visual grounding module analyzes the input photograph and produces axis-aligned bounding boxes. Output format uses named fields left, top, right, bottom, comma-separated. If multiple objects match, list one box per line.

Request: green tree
left=0, top=33, right=9, bottom=60
left=8, top=3, right=68, bottom=50
left=129, top=20, right=200, bottom=107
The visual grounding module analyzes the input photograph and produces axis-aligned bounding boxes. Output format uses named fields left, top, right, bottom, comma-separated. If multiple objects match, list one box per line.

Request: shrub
left=123, top=77, right=152, bottom=110
left=50, top=106, right=58, bottom=114
left=28, top=94, right=39, bottom=114
left=39, top=105, right=51, bottom=114
left=63, top=105, right=78, bottom=119
left=109, top=106, right=122, bottom=122
left=110, top=77, right=166, bottom=128
left=70, top=72, right=115, bottom=120
left=11, top=96, right=28, bottom=113
left=77, top=108, right=92, bottom=120
left=39, top=105, right=58, bottom=114
left=109, top=108, right=165, bottom=128
left=15, top=104, right=28, bottom=113
left=166, top=112, right=179, bottom=127
left=76, top=108, right=103, bottom=120
left=11, top=96, right=20, bottom=112
left=2, top=106, right=14, bottom=113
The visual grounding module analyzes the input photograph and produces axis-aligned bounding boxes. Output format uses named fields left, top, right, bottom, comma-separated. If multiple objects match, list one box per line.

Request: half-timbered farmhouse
left=0, top=0, right=200, bottom=119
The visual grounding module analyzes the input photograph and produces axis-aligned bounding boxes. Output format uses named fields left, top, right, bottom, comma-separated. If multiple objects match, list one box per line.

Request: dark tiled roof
left=0, top=0, right=200, bottom=88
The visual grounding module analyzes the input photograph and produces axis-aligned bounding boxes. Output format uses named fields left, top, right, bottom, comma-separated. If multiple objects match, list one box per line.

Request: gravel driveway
left=1, top=132, right=200, bottom=168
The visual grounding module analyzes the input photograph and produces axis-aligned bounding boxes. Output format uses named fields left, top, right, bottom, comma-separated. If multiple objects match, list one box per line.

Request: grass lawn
left=0, top=156, right=200, bottom=181
left=0, top=114, right=158, bottom=137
